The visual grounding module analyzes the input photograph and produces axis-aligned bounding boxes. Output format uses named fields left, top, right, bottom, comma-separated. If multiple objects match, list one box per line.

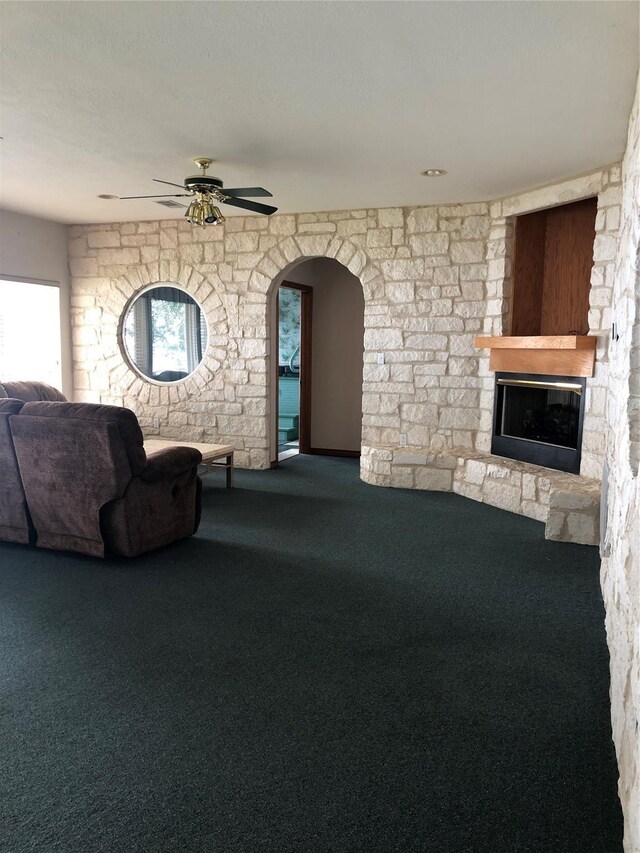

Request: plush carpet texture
left=0, top=455, right=622, bottom=852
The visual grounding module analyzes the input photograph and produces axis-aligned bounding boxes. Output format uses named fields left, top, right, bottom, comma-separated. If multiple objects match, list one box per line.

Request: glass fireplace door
left=492, top=374, right=586, bottom=473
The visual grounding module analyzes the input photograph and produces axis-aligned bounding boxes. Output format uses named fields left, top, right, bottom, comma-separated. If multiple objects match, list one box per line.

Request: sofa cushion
left=0, top=399, right=26, bottom=414
left=17, top=401, right=147, bottom=475
left=0, top=381, right=67, bottom=402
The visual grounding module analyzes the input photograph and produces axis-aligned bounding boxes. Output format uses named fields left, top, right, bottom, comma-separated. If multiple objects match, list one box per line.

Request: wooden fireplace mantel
left=474, top=335, right=597, bottom=376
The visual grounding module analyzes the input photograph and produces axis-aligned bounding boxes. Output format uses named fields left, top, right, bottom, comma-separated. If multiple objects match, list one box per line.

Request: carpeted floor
left=0, top=455, right=622, bottom=852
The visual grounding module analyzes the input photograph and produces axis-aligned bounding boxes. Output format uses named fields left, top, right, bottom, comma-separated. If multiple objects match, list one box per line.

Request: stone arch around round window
left=109, top=262, right=227, bottom=400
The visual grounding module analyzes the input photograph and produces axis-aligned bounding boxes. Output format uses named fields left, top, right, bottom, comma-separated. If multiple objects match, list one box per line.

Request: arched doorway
left=270, top=257, right=365, bottom=464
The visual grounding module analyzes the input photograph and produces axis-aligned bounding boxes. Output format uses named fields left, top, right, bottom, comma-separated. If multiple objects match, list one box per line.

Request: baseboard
left=308, top=447, right=361, bottom=458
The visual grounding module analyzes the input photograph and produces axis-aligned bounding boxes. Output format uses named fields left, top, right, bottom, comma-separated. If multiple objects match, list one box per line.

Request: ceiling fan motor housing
left=184, top=174, right=224, bottom=192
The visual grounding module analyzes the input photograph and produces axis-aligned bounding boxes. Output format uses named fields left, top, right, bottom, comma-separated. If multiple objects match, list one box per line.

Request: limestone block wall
left=361, top=169, right=620, bottom=495
left=71, top=175, right=619, bottom=478
left=69, top=204, right=493, bottom=468
left=600, top=70, right=640, bottom=853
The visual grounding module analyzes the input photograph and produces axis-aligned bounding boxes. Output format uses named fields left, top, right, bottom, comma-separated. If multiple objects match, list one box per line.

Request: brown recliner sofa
left=5, top=401, right=202, bottom=558
left=0, top=398, right=33, bottom=545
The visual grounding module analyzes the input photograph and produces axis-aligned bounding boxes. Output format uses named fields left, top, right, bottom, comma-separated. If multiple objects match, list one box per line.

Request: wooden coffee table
left=144, top=439, right=235, bottom=488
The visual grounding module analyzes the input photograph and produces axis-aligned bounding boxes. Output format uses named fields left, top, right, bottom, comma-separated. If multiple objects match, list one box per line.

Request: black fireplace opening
left=491, top=372, right=586, bottom=474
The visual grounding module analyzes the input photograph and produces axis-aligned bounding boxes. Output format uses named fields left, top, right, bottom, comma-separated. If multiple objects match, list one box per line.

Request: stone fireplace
left=359, top=168, right=621, bottom=545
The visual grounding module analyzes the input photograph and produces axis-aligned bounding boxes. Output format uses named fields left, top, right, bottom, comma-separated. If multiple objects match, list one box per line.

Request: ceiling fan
left=119, top=158, right=277, bottom=225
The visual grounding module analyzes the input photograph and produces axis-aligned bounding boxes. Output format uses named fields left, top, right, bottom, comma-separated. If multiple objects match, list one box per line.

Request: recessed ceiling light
left=97, top=194, right=118, bottom=199
left=421, top=169, right=447, bottom=177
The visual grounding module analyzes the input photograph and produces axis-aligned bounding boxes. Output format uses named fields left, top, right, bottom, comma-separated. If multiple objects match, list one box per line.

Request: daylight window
left=0, top=279, right=62, bottom=389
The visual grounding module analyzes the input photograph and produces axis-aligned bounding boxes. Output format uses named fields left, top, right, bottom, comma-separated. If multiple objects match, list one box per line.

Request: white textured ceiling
left=0, top=1, right=638, bottom=224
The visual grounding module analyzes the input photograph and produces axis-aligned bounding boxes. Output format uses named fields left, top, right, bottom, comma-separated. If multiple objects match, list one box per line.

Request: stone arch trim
left=99, top=260, right=228, bottom=403
left=246, top=234, right=385, bottom=301
left=244, top=233, right=381, bottom=462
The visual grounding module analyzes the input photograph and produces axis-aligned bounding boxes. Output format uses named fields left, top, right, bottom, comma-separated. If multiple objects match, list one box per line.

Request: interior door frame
left=276, top=281, right=313, bottom=457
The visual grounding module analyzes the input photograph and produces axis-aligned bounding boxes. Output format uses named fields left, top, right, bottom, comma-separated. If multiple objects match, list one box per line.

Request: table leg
left=226, top=453, right=234, bottom=488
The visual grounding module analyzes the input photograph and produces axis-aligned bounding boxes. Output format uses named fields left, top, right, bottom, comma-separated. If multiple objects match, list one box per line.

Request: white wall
left=309, top=258, right=364, bottom=452
left=0, top=210, right=72, bottom=398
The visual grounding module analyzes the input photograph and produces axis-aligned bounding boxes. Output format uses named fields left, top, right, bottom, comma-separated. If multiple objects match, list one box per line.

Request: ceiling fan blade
left=118, top=193, right=192, bottom=199
left=153, top=178, right=187, bottom=189
left=222, top=197, right=278, bottom=215
left=223, top=187, right=273, bottom=198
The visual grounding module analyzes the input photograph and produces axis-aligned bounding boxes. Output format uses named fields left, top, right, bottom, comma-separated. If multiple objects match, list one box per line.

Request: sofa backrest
left=0, top=399, right=31, bottom=545
left=9, top=402, right=147, bottom=556
left=0, top=381, right=67, bottom=402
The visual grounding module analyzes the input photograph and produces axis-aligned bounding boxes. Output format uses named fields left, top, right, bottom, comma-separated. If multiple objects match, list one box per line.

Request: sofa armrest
left=141, top=446, right=202, bottom=483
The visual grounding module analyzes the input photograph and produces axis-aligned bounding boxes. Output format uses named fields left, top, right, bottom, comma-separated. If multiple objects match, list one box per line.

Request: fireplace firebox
left=491, top=372, right=586, bottom=474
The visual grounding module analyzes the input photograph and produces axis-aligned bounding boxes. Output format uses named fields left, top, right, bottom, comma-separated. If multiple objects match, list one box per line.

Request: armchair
left=10, top=401, right=202, bottom=557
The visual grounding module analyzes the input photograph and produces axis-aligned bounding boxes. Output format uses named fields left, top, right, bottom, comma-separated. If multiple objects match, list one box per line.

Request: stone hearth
left=361, top=446, right=601, bottom=546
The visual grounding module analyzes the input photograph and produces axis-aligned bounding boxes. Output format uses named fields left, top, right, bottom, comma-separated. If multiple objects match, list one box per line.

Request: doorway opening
left=277, top=282, right=312, bottom=461
left=271, top=257, right=364, bottom=465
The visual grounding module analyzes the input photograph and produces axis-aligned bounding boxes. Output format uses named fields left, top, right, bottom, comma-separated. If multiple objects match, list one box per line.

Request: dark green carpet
left=0, top=455, right=622, bottom=852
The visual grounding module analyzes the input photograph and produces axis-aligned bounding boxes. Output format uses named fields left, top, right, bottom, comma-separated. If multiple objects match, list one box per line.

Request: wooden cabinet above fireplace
left=511, top=197, right=597, bottom=337
left=474, top=197, right=599, bottom=377
left=474, top=335, right=597, bottom=376
left=511, top=198, right=597, bottom=335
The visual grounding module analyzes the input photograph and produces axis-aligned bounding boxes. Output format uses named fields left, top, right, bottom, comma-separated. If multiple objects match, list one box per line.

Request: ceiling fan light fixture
left=184, top=197, right=225, bottom=227
left=200, top=200, right=215, bottom=221
left=194, top=205, right=206, bottom=227
left=185, top=200, right=205, bottom=226
left=205, top=205, right=225, bottom=225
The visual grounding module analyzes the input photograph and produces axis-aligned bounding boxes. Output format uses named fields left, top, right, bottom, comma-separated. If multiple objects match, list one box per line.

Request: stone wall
left=70, top=179, right=617, bottom=478
left=70, top=203, right=494, bottom=468
left=601, top=69, right=640, bottom=852
left=359, top=168, right=620, bottom=502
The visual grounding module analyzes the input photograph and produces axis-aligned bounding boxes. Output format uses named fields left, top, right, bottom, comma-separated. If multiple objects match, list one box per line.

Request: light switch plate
left=376, top=352, right=385, bottom=365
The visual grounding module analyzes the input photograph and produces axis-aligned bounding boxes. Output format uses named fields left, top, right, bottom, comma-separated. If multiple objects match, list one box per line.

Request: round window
left=122, top=284, right=208, bottom=383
